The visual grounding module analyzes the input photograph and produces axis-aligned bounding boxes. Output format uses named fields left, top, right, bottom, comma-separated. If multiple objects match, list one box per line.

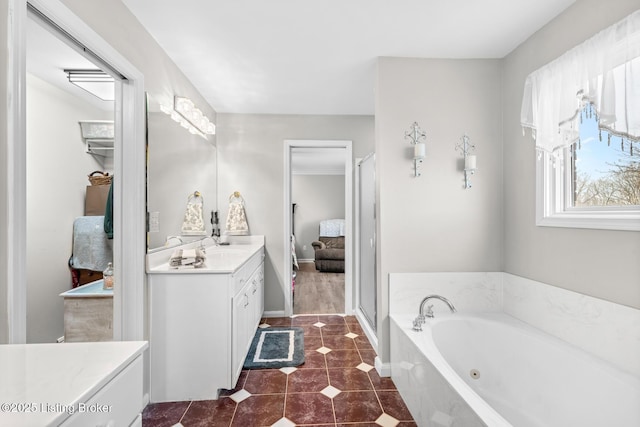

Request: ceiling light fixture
left=64, top=69, right=115, bottom=101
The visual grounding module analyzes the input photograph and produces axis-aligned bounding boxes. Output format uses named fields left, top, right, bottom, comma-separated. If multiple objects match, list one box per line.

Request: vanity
left=0, top=341, right=147, bottom=427
left=146, top=236, right=265, bottom=402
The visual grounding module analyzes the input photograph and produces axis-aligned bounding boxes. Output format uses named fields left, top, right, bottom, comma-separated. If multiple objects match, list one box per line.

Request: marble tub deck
left=142, top=315, right=416, bottom=427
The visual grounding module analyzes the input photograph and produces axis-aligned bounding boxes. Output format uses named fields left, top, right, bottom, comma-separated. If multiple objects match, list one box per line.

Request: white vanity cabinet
left=148, top=243, right=264, bottom=403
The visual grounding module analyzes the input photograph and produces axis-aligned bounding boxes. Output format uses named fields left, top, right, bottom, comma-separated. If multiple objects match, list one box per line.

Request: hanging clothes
left=181, top=191, right=207, bottom=235
left=225, top=191, right=249, bottom=235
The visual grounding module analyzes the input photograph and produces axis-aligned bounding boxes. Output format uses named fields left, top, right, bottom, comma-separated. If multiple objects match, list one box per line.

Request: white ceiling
left=26, top=16, right=114, bottom=112
left=121, top=0, right=575, bottom=115
left=291, top=147, right=346, bottom=175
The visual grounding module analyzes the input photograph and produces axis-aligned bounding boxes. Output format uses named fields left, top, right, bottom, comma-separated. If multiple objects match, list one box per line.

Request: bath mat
left=243, top=327, right=305, bottom=369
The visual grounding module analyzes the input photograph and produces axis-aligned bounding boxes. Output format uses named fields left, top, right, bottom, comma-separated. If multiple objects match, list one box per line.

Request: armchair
left=311, top=236, right=345, bottom=273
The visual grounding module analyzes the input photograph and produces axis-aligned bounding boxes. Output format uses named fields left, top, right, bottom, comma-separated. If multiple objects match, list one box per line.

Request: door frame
left=5, top=0, right=146, bottom=342
left=284, top=140, right=353, bottom=317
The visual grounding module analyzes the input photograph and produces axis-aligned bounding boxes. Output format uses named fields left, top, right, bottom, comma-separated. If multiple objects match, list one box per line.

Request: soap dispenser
left=103, top=262, right=114, bottom=290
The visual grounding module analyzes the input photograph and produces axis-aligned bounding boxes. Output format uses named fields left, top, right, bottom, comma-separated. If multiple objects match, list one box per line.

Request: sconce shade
left=414, top=142, right=426, bottom=159
left=464, top=154, right=477, bottom=170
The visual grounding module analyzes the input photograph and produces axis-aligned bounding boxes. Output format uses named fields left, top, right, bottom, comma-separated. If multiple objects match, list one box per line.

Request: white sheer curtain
left=521, top=10, right=640, bottom=154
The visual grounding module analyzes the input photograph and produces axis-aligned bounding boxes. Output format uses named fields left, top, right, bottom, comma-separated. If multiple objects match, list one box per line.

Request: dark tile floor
left=142, top=315, right=416, bottom=427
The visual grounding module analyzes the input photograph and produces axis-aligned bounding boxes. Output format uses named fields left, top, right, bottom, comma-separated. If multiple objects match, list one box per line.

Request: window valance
left=521, top=10, right=640, bottom=153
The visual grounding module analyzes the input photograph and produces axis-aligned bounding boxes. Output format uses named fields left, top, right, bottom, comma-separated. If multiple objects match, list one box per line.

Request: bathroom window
left=523, top=11, right=640, bottom=231
left=536, top=108, right=640, bottom=231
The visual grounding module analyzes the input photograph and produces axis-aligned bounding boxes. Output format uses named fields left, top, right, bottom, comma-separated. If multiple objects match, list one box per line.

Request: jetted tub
left=390, top=312, right=640, bottom=427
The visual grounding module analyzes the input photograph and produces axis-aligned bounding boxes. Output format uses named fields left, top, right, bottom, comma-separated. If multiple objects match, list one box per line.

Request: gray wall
left=217, top=114, right=374, bottom=312
left=26, top=74, right=112, bottom=343
left=292, top=175, right=346, bottom=261
left=375, top=58, right=504, bottom=363
left=502, top=0, right=640, bottom=309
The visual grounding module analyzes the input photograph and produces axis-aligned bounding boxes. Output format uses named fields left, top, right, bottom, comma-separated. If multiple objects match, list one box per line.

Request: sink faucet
left=412, top=295, right=456, bottom=331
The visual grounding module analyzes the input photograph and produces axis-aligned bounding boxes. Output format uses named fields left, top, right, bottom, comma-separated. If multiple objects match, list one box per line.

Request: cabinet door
left=232, top=285, right=251, bottom=385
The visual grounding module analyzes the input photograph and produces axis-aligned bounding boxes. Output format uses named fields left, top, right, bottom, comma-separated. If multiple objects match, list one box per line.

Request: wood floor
left=293, top=262, right=345, bottom=314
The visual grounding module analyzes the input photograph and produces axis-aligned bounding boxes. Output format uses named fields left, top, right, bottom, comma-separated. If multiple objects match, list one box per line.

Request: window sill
left=536, top=211, right=640, bottom=231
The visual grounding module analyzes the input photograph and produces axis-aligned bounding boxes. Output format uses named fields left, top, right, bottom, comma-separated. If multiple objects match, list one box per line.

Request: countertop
left=59, top=279, right=113, bottom=298
left=146, top=235, right=265, bottom=274
left=0, top=340, right=147, bottom=427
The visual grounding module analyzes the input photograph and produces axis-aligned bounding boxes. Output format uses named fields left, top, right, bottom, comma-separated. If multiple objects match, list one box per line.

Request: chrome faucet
left=412, top=295, right=456, bottom=331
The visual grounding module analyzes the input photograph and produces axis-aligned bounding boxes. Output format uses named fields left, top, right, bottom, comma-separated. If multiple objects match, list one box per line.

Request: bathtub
left=390, top=312, right=640, bottom=427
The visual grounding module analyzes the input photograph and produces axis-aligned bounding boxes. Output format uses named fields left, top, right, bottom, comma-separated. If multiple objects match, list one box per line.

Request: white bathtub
left=390, top=312, right=640, bottom=427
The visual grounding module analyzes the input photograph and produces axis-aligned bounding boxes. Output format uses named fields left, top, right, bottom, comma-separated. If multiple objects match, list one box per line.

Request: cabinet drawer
left=233, top=249, right=264, bottom=295
left=61, top=356, right=143, bottom=427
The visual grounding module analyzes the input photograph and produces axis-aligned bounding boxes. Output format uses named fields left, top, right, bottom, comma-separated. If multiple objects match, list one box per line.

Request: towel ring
left=229, top=191, right=244, bottom=203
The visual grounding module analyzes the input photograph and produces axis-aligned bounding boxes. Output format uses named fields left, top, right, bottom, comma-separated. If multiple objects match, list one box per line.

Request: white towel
left=70, top=216, right=112, bottom=271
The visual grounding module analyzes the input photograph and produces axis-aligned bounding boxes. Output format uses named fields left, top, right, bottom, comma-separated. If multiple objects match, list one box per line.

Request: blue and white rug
left=243, top=327, right=305, bottom=369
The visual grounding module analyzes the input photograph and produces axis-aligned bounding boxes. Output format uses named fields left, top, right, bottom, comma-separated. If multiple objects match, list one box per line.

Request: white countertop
left=147, top=235, right=265, bottom=274
left=0, top=341, right=147, bottom=427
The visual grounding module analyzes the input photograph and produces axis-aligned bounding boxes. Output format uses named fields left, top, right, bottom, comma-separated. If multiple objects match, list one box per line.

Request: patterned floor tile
left=299, top=350, right=327, bottom=369
left=142, top=401, right=190, bottom=427
left=320, top=323, right=350, bottom=335
left=142, top=315, right=415, bottom=427
left=317, top=314, right=347, bottom=324
left=325, top=349, right=363, bottom=368
left=285, top=392, right=335, bottom=425
left=377, top=391, right=414, bottom=421
left=179, top=398, right=236, bottom=427
left=333, top=391, right=383, bottom=423
left=287, top=368, right=329, bottom=393
left=328, top=367, right=373, bottom=391
left=231, top=394, right=285, bottom=427
left=322, top=334, right=357, bottom=350
left=243, top=369, right=288, bottom=394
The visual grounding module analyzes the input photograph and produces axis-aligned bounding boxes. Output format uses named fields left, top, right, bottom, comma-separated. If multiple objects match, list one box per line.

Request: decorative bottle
left=103, top=262, right=114, bottom=290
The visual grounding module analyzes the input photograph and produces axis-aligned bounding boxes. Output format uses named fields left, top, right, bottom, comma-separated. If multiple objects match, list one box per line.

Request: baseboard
left=143, top=392, right=150, bottom=408
left=298, top=259, right=314, bottom=264
left=375, top=357, right=392, bottom=378
left=263, top=310, right=286, bottom=318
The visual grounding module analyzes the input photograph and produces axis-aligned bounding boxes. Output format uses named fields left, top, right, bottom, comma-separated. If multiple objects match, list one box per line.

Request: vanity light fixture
left=405, top=122, right=427, bottom=177
left=455, top=134, right=477, bottom=189
left=64, top=69, right=115, bottom=101
left=173, top=96, right=216, bottom=137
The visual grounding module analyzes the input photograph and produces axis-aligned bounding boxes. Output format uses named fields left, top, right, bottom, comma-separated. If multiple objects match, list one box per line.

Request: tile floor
left=142, top=315, right=416, bottom=427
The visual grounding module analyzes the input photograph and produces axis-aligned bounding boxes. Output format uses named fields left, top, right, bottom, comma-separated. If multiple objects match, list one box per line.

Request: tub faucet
left=412, top=295, right=456, bottom=331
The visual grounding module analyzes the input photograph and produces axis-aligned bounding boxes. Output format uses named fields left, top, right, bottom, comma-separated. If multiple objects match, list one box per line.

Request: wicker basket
left=88, top=171, right=112, bottom=186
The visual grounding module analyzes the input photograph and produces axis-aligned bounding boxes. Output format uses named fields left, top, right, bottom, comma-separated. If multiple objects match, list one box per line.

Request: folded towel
left=169, top=248, right=206, bottom=268
left=70, top=216, right=113, bottom=271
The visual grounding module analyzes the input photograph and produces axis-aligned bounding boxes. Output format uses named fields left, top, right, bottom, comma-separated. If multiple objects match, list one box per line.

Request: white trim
left=284, top=140, right=353, bottom=317
left=374, top=357, right=391, bottom=378
left=536, top=150, right=640, bottom=231
left=6, top=0, right=27, bottom=343
left=263, top=310, right=286, bottom=318
left=8, top=0, right=146, bottom=342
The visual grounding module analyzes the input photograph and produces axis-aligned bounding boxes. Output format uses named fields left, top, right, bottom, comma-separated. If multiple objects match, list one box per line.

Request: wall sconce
left=64, top=69, right=114, bottom=101
left=160, top=96, right=216, bottom=139
left=405, top=122, right=427, bottom=177
left=455, top=134, right=477, bottom=189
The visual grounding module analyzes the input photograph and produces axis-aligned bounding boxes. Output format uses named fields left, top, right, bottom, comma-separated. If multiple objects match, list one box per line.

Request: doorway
left=6, top=0, right=146, bottom=343
left=284, top=140, right=353, bottom=317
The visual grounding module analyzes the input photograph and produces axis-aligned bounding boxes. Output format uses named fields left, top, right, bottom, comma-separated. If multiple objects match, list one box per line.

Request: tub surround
left=389, top=272, right=640, bottom=376
left=0, top=341, right=147, bottom=427
left=389, top=272, right=640, bottom=426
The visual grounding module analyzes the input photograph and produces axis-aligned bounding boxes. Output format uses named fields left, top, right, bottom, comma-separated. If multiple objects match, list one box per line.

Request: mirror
left=146, top=94, right=218, bottom=251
